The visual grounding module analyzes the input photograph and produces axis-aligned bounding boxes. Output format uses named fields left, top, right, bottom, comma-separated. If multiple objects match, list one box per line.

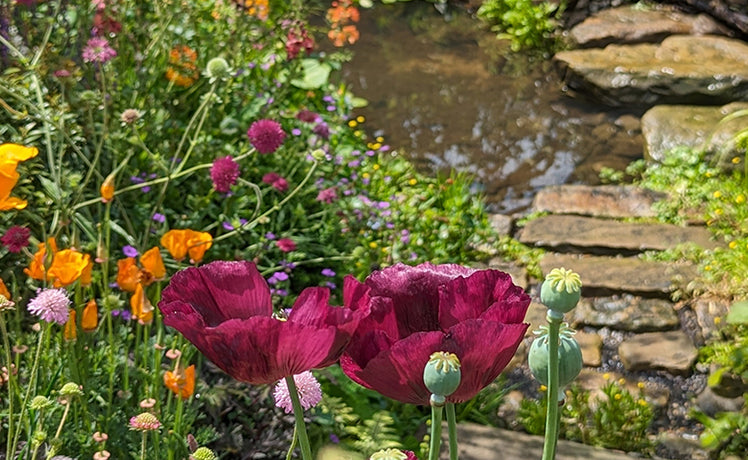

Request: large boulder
left=570, top=5, right=729, bottom=48
left=641, top=102, right=748, bottom=162
left=554, top=35, right=748, bottom=107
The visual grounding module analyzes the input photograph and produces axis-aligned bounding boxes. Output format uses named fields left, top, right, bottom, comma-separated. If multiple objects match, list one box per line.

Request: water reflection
left=339, top=5, right=642, bottom=213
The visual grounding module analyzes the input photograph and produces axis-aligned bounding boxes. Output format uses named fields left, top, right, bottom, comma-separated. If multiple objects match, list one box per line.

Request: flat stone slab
left=440, top=422, right=639, bottom=460
left=540, top=253, right=698, bottom=297
left=642, top=102, right=748, bottom=162
left=519, top=215, right=716, bottom=253
left=570, top=5, right=729, bottom=48
left=618, top=330, right=698, bottom=375
left=554, top=35, right=748, bottom=107
left=571, top=295, right=680, bottom=332
left=532, top=185, right=665, bottom=218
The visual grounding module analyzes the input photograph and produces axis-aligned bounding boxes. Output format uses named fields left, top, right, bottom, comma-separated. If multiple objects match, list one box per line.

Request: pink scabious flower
left=210, top=156, right=240, bottom=193
left=316, top=187, right=338, bottom=204
left=275, top=238, right=296, bottom=253
left=82, top=37, right=117, bottom=63
left=262, top=172, right=288, bottom=192
left=273, top=371, right=323, bottom=413
left=1, top=226, right=31, bottom=253
left=247, top=119, right=286, bottom=154
left=129, top=412, right=161, bottom=431
left=27, top=288, right=71, bottom=325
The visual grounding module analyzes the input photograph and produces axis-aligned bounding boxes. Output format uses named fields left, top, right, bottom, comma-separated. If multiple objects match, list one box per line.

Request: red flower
left=210, top=156, right=240, bottom=193
left=275, top=238, right=296, bottom=252
left=247, top=119, right=286, bottom=154
left=158, top=260, right=366, bottom=384
left=1, top=226, right=30, bottom=253
left=340, top=263, right=530, bottom=405
left=262, top=172, right=288, bottom=192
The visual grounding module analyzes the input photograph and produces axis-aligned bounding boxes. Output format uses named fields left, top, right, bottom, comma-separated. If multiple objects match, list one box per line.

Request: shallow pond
left=340, top=4, right=644, bottom=213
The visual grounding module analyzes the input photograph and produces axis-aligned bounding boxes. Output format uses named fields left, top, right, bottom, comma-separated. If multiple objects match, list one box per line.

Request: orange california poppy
left=48, top=249, right=91, bottom=287
left=185, top=230, right=212, bottom=263
left=163, top=364, right=195, bottom=400
left=165, top=45, right=199, bottom=87
left=0, top=144, right=38, bottom=211
left=160, top=229, right=189, bottom=261
left=130, top=283, right=153, bottom=325
left=140, top=247, right=166, bottom=280
left=0, top=278, right=11, bottom=300
left=116, top=257, right=140, bottom=292
left=63, top=309, right=77, bottom=341
left=100, top=173, right=115, bottom=202
left=80, top=258, right=93, bottom=287
left=82, top=299, right=98, bottom=332
left=24, top=238, right=58, bottom=281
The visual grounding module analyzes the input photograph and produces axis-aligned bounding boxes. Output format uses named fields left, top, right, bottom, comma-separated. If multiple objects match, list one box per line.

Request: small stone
left=618, top=331, right=698, bottom=375
left=574, top=331, right=602, bottom=367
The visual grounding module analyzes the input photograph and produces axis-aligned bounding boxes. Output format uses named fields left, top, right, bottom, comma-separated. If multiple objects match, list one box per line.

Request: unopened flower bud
left=206, top=57, right=231, bottom=80
left=540, top=267, right=582, bottom=314
left=423, top=351, right=461, bottom=405
left=100, top=173, right=115, bottom=203
left=190, top=447, right=217, bottom=460
left=30, top=395, right=52, bottom=410
left=60, top=382, right=83, bottom=398
left=120, top=109, right=141, bottom=125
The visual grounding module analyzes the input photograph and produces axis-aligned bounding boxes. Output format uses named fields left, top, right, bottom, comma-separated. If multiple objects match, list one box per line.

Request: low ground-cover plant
left=0, top=0, right=500, bottom=457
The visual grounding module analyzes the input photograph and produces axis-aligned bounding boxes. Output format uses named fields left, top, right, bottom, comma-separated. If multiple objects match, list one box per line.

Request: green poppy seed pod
left=206, top=57, right=231, bottom=80
left=528, top=327, right=583, bottom=390
left=190, top=447, right=217, bottom=460
left=29, top=395, right=52, bottom=410
left=311, top=149, right=326, bottom=161
left=540, top=267, right=582, bottom=314
left=59, top=382, right=83, bottom=398
left=423, top=351, right=461, bottom=403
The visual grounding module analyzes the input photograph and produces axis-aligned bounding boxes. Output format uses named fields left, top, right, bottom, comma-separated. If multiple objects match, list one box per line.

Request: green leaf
left=727, top=300, right=748, bottom=324
left=290, top=59, right=331, bottom=90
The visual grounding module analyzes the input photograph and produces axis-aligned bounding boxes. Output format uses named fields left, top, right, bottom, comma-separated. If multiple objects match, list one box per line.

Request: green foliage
left=518, top=381, right=654, bottom=453
left=477, top=0, right=562, bottom=53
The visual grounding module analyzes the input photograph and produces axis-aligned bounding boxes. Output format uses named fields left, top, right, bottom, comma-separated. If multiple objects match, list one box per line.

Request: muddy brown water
left=340, top=4, right=644, bottom=213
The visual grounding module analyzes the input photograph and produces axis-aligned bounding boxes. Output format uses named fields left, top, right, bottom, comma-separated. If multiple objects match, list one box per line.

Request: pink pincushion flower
left=262, top=172, right=288, bottom=192
left=210, top=156, right=240, bottom=193
left=273, top=371, right=323, bottom=413
left=82, top=37, right=117, bottom=63
left=340, top=262, right=530, bottom=405
left=1, top=226, right=30, bottom=253
left=275, top=238, right=296, bottom=253
left=129, top=413, right=161, bottom=431
left=27, top=288, right=71, bottom=325
left=158, top=260, right=367, bottom=384
left=247, top=119, right=286, bottom=154
left=316, top=187, right=338, bottom=204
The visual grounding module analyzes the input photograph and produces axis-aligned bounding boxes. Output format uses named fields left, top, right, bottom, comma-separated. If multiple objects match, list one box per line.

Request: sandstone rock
left=572, top=295, right=680, bottom=332
left=570, top=5, right=729, bottom=48
left=523, top=301, right=549, bottom=337
left=694, top=385, right=746, bottom=417
left=641, top=102, right=748, bottom=162
left=520, top=215, right=716, bottom=253
left=690, top=296, right=731, bottom=343
left=488, top=213, right=513, bottom=236
left=618, top=330, right=698, bottom=375
left=540, top=253, right=698, bottom=297
left=554, top=35, right=748, bottom=107
left=575, top=330, right=603, bottom=367
left=532, top=185, right=664, bottom=218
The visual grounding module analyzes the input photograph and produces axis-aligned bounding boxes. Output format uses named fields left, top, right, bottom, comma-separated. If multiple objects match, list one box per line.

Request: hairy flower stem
left=541, top=311, right=563, bottom=460
left=0, top=314, right=14, bottom=460
left=285, top=376, right=313, bottom=460
left=446, top=402, right=458, bottom=460
left=429, top=403, right=444, bottom=460
left=140, top=431, right=147, bottom=460
left=285, top=425, right=299, bottom=460
left=11, top=323, right=49, bottom=457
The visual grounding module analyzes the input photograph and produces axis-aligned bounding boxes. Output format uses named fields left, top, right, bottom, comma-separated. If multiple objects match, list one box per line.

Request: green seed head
left=540, top=267, right=582, bottom=313
left=206, top=57, right=231, bottom=80
left=191, top=447, right=218, bottom=460
left=59, top=382, right=83, bottom=398
left=30, top=395, right=53, bottom=410
left=423, top=351, right=462, bottom=401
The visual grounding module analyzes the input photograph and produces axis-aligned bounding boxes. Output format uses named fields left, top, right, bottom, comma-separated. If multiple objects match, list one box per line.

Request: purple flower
left=247, top=119, right=286, bottom=154
left=265, top=232, right=276, bottom=240
left=1, top=226, right=31, bottom=253
left=82, top=37, right=117, bottom=63
left=280, top=260, right=296, bottom=270
left=152, top=213, right=166, bottom=223
left=273, top=371, right=323, bottom=413
left=313, top=122, right=330, bottom=139
left=292, top=128, right=302, bottom=136
left=267, top=271, right=289, bottom=285
left=27, top=288, right=71, bottom=325
left=321, top=268, right=335, bottom=277
left=123, top=245, right=138, bottom=257
left=210, top=156, right=240, bottom=193
left=296, top=110, right=319, bottom=123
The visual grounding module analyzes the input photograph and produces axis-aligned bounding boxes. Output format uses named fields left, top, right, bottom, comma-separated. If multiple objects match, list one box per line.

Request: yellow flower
left=614, top=393, right=622, bottom=400
left=713, top=191, right=722, bottom=199
left=736, top=194, right=745, bottom=204
left=732, top=157, right=741, bottom=164
left=368, top=241, right=377, bottom=249
left=348, top=120, right=358, bottom=128
left=408, top=178, right=417, bottom=186
left=356, top=116, right=365, bottom=123
left=0, top=143, right=39, bottom=211
left=372, top=164, right=380, bottom=171
left=729, top=241, right=738, bottom=249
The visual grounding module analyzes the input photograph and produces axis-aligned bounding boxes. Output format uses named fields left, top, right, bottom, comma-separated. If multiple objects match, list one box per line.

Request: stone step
left=619, top=330, right=699, bottom=376
left=532, top=185, right=665, bottom=219
left=570, top=294, right=680, bottom=332
left=440, top=423, right=650, bottom=460
left=539, top=253, right=698, bottom=298
left=518, top=215, right=715, bottom=254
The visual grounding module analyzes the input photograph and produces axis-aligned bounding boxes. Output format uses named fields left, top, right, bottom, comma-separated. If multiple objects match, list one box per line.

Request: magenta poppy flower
left=158, top=260, right=366, bottom=384
left=340, top=262, right=530, bottom=405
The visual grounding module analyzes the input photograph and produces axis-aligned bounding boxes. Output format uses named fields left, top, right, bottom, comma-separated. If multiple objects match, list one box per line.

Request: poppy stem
left=541, top=311, right=563, bottom=460
left=445, top=402, right=458, bottom=460
left=285, top=375, right=313, bottom=460
left=428, top=402, right=444, bottom=460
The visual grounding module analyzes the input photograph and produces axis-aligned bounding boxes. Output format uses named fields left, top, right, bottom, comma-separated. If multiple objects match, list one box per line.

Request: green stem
left=445, top=402, right=458, bottom=460
left=541, top=311, right=563, bottom=460
left=285, top=425, right=299, bottom=460
left=0, top=314, right=15, bottom=460
left=429, top=402, right=444, bottom=460
left=10, top=323, right=48, bottom=458
left=140, top=431, right=147, bottom=460
left=285, top=375, right=313, bottom=460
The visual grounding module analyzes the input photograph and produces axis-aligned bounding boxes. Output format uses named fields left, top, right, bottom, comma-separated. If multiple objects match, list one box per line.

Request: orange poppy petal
left=82, top=299, right=98, bottom=332
left=140, top=247, right=166, bottom=279
left=117, top=258, right=140, bottom=292
left=63, top=309, right=77, bottom=341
